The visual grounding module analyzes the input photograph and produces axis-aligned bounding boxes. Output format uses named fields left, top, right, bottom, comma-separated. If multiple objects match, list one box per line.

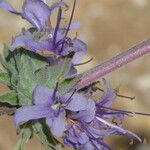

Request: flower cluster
left=0, top=0, right=148, bottom=150
left=0, top=0, right=87, bottom=64
left=15, top=79, right=141, bottom=149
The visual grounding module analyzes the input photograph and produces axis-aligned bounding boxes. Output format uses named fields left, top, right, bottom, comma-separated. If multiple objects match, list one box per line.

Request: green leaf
left=0, top=50, right=18, bottom=87
left=0, top=55, right=17, bottom=75
left=0, top=71, right=10, bottom=85
left=3, top=44, right=16, bottom=65
left=14, top=124, right=32, bottom=150
left=29, top=52, right=49, bottom=72
left=58, top=75, right=81, bottom=94
left=14, top=49, right=48, bottom=72
left=16, top=49, right=50, bottom=105
left=36, top=57, right=72, bottom=88
left=17, top=53, right=37, bottom=105
left=32, top=120, right=62, bottom=150
left=0, top=90, right=18, bottom=105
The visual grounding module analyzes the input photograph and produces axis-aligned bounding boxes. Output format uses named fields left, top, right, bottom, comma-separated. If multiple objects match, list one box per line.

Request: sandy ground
left=0, top=0, right=150, bottom=150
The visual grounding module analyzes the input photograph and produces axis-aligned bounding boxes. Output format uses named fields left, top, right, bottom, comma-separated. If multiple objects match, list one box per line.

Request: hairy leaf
left=14, top=124, right=32, bottom=150
left=0, top=71, right=10, bottom=85
left=17, top=52, right=37, bottom=105
left=32, top=120, right=62, bottom=150
left=36, top=57, right=72, bottom=89
left=0, top=90, right=18, bottom=105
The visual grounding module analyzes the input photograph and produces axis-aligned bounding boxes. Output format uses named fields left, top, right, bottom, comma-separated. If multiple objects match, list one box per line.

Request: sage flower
left=0, top=0, right=87, bottom=63
left=0, top=0, right=66, bottom=29
left=14, top=85, right=89, bottom=137
left=14, top=79, right=141, bottom=149
left=63, top=79, right=141, bottom=150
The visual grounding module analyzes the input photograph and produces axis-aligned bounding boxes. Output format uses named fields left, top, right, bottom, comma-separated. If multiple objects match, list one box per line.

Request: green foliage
left=14, top=123, right=32, bottom=150
left=32, top=120, right=62, bottom=150
left=0, top=90, right=18, bottom=105
left=16, top=51, right=39, bottom=105
left=0, top=71, right=10, bottom=85
left=0, top=46, right=50, bottom=105
left=36, top=57, right=73, bottom=89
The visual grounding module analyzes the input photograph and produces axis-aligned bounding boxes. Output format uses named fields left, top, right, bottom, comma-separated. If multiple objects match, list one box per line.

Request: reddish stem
left=73, top=39, right=150, bottom=90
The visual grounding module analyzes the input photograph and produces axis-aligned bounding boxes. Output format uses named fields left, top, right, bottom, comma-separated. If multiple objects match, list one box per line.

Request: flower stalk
left=73, top=39, right=150, bottom=90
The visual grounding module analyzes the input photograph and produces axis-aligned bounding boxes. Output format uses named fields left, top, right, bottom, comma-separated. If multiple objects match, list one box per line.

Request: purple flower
left=14, top=85, right=89, bottom=137
left=15, top=85, right=67, bottom=136
left=63, top=79, right=142, bottom=150
left=14, top=78, right=142, bottom=150
left=14, top=79, right=141, bottom=148
left=0, top=0, right=87, bottom=63
left=0, top=0, right=67, bottom=29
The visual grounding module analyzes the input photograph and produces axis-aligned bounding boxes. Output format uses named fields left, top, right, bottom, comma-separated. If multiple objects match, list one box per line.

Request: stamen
left=100, top=106, right=150, bottom=117
left=60, top=0, right=77, bottom=53
left=66, top=90, right=76, bottom=104
left=83, top=124, right=113, bottom=150
left=74, top=57, right=93, bottom=66
left=96, top=116, right=142, bottom=142
left=52, top=82, right=59, bottom=101
left=53, top=7, right=62, bottom=49
left=97, top=87, right=135, bottom=100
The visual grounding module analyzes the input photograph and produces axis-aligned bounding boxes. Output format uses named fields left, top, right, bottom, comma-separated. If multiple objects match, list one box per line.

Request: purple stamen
left=53, top=7, right=62, bottom=49
left=91, top=139, right=112, bottom=150
left=73, top=39, right=150, bottom=90
left=52, top=82, right=59, bottom=102
left=97, top=112, right=126, bottom=116
left=66, top=90, right=76, bottom=104
left=74, top=57, right=93, bottom=66
left=60, top=0, right=77, bottom=53
left=96, top=116, right=142, bottom=142
left=100, top=106, right=150, bottom=117
left=97, top=87, right=135, bottom=100
left=83, top=124, right=112, bottom=150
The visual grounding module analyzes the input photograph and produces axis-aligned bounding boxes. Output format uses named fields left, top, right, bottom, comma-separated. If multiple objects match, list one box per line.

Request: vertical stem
left=73, top=39, right=150, bottom=90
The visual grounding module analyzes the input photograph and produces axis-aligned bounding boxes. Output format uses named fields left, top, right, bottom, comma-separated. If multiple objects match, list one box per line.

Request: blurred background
left=0, top=0, right=150, bottom=150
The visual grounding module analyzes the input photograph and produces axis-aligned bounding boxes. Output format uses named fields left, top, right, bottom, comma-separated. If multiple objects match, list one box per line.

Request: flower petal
left=67, top=65, right=77, bottom=77
left=33, top=85, right=54, bottom=105
left=22, top=0, right=67, bottom=29
left=86, top=125, right=116, bottom=138
left=0, top=0, right=21, bottom=15
left=77, top=132, right=89, bottom=144
left=10, top=34, right=53, bottom=52
left=72, top=100, right=96, bottom=123
left=69, top=21, right=80, bottom=29
left=61, top=38, right=87, bottom=64
left=49, top=1, right=68, bottom=12
left=82, top=142, right=94, bottom=150
left=22, top=0, right=51, bottom=29
left=98, top=78, right=116, bottom=107
left=64, top=126, right=89, bottom=145
left=14, top=105, right=50, bottom=127
left=72, top=39, right=87, bottom=64
left=65, top=93, right=88, bottom=111
left=64, top=128, right=78, bottom=144
left=46, top=109, right=66, bottom=137
left=96, top=116, right=142, bottom=142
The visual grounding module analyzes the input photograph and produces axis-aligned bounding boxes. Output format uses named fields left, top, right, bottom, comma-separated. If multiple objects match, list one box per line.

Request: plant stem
left=73, top=39, right=150, bottom=90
